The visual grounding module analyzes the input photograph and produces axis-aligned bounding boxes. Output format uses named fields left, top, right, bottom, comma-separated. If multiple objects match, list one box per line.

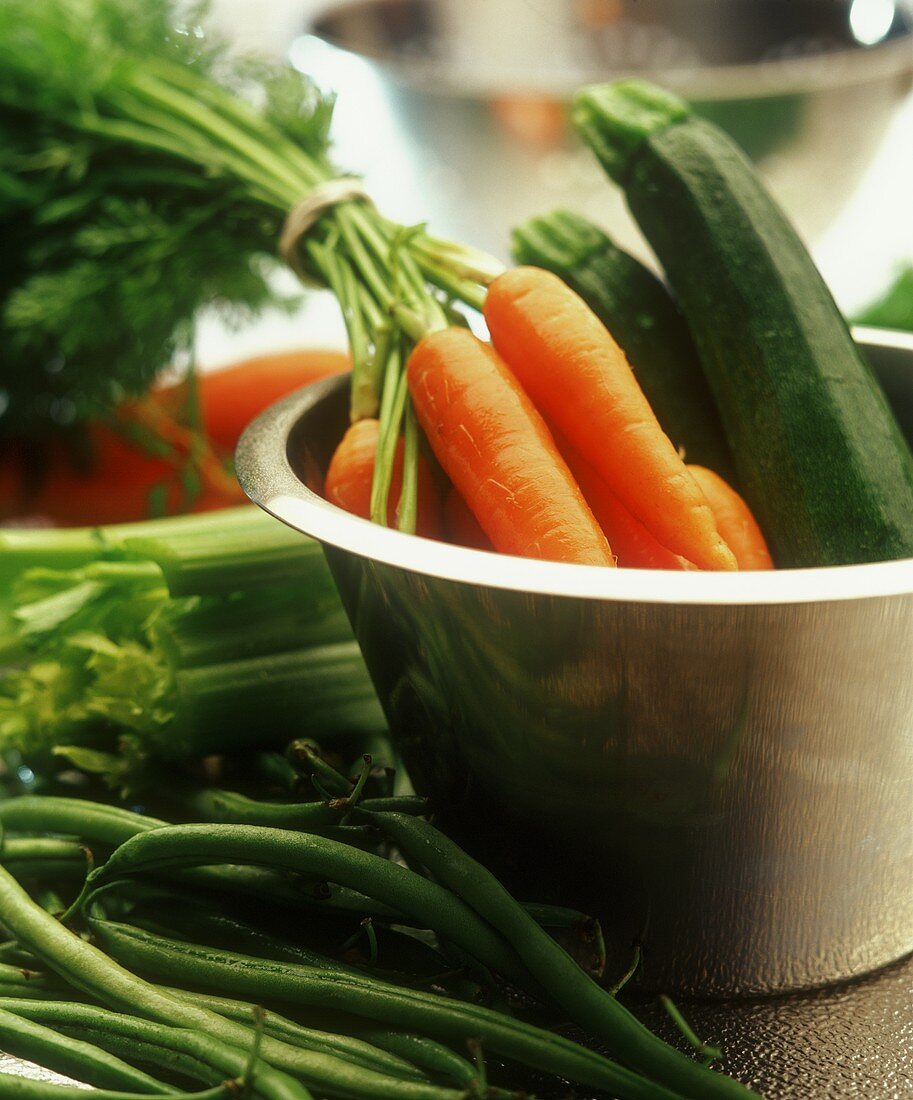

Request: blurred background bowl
left=237, top=329, right=913, bottom=999
left=291, top=0, right=913, bottom=256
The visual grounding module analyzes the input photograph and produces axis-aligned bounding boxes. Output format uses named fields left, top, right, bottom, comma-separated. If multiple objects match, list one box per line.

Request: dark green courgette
left=511, top=209, right=735, bottom=479
left=573, top=81, right=913, bottom=568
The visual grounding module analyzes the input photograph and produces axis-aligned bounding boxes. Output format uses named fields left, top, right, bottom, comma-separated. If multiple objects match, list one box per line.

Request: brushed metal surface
left=236, top=329, right=913, bottom=998
left=297, top=0, right=913, bottom=248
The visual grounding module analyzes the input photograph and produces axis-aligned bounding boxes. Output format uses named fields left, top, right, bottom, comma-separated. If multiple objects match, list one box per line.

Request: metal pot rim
left=306, top=0, right=913, bottom=100
left=236, top=326, right=913, bottom=608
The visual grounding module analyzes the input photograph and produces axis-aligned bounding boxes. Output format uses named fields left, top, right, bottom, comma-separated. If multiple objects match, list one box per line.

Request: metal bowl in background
left=237, top=329, right=913, bottom=999
left=293, top=0, right=913, bottom=256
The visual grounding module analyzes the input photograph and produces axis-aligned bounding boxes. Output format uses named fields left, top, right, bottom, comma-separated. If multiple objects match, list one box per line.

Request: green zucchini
left=573, top=81, right=913, bottom=568
left=511, top=209, right=735, bottom=480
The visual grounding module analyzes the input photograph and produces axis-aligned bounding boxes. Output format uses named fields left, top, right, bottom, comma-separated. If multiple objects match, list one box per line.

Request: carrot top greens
left=0, top=0, right=324, bottom=437
left=0, top=0, right=494, bottom=508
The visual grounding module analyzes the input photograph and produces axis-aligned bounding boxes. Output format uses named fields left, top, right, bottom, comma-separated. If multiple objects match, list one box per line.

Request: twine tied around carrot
left=279, top=178, right=373, bottom=279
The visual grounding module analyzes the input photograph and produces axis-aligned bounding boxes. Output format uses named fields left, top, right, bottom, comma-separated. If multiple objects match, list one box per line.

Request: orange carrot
left=0, top=411, right=245, bottom=527
left=0, top=349, right=349, bottom=527
left=324, top=418, right=442, bottom=540
left=484, top=266, right=736, bottom=571
left=689, top=465, right=773, bottom=570
left=560, top=439, right=692, bottom=570
left=406, top=327, right=614, bottom=566
left=443, top=487, right=493, bottom=551
left=195, top=349, right=350, bottom=453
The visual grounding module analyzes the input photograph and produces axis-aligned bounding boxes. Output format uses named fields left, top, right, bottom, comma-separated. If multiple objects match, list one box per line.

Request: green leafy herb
left=855, top=267, right=913, bottom=333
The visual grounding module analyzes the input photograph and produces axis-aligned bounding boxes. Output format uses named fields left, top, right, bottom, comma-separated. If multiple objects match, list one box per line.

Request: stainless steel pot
left=295, top=0, right=913, bottom=252
left=237, top=328, right=913, bottom=998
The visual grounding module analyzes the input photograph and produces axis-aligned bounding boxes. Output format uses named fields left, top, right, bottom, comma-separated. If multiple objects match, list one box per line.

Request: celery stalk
left=0, top=508, right=383, bottom=792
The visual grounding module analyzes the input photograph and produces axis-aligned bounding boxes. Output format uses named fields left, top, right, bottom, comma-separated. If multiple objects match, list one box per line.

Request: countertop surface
left=638, top=953, right=913, bottom=1097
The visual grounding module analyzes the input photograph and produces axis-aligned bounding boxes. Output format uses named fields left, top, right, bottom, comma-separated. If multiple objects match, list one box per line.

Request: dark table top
left=634, top=951, right=913, bottom=1097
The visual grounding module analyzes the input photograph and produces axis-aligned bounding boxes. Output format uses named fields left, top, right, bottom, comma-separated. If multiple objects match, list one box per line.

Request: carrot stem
left=396, top=402, right=420, bottom=535
left=370, top=349, right=407, bottom=527
left=354, top=320, right=393, bottom=426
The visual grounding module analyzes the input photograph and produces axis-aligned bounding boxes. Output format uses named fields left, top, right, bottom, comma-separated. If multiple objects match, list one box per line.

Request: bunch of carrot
left=1, top=350, right=348, bottom=527
left=325, top=266, right=772, bottom=572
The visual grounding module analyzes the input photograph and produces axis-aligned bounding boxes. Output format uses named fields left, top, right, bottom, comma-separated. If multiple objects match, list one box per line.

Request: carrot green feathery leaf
left=0, top=0, right=331, bottom=439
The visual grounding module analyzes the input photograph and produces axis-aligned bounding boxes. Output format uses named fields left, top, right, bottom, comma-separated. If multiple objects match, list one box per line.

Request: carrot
left=324, top=418, right=442, bottom=540
left=689, top=465, right=773, bottom=570
left=559, top=438, right=692, bottom=570
left=406, top=327, right=614, bottom=567
left=0, top=349, right=348, bottom=527
left=443, top=487, right=493, bottom=551
left=484, top=266, right=736, bottom=571
left=195, top=349, right=350, bottom=453
left=0, top=393, right=249, bottom=526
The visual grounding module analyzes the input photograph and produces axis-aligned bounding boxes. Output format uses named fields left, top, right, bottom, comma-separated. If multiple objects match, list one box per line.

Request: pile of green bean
left=0, top=749, right=759, bottom=1100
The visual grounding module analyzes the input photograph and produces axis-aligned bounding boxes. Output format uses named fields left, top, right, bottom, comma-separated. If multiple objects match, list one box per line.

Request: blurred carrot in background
left=198, top=349, right=349, bottom=453
left=1, top=349, right=349, bottom=527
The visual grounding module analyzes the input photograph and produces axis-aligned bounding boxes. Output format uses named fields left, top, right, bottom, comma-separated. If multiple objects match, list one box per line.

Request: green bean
left=34, top=889, right=66, bottom=916
left=0, top=870, right=466, bottom=1100
left=127, top=912, right=344, bottom=975
left=0, top=798, right=164, bottom=845
left=128, top=890, right=446, bottom=984
left=0, top=961, right=51, bottom=992
left=295, top=885, right=402, bottom=921
left=520, top=902, right=606, bottom=976
left=255, top=753, right=304, bottom=794
left=361, top=811, right=758, bottom=1100
left=56, top=1004, right=464, bottom=1100
left=0, top=944, right=40, bottom=968
left=172, top=990, right=430, bottom=1083
left=169, top=865, right=325, bottom=907
left=0, top=999, right=308, bottom=1100
left=286, top=740, right=352, bottom=797
left=58, top=1029, right=228, bottom=1092
left=0, top=1006, right=170, bottom=1094
left=0, top=984, right=61, bottom=1000
left=182, top=790, right=345, bottom=830
left=0, top=796, right=383, bottom=908
left=354, top=1031, right=477, bottom=1090
left=0, top=838, right=90, bottom=883
left=184, top=789, right=428, bottom=830
left=0, top=799, right=326, bottom=907
left=120, top=872, right=400, bottom=923
left=7, top=997, right=269, bottom=1093
left=0, top=1076, right=232, bottom=1100
left=357, top=798, right=428, bottom=815
left=85, top=825, right=533, bottom=991
left=1, top=1000, right=258, bottom=1092
left=0, top=839, right=89, bottom=863
left=90, top=918, right=688, bottom=1100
